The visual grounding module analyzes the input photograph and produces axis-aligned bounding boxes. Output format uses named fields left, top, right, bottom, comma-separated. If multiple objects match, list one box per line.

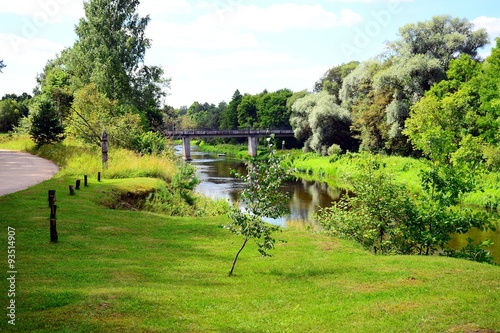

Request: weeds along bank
left=197, top=141, right=500, bottom=210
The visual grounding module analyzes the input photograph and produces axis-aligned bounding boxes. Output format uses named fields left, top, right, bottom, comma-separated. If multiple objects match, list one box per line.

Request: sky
left=0, top=0, right=499, bottom=109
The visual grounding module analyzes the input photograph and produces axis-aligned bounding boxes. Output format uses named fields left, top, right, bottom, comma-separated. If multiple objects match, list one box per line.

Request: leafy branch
left=224, top=139, right=290, bottom=276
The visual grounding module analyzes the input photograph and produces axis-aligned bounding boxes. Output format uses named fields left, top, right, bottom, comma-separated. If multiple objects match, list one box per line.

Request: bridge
left=164, top=129, right=295, bottom=160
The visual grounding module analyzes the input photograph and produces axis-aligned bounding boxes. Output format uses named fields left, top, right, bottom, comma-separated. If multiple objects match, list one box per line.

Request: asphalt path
left=0, top=149, right=59, bottom=196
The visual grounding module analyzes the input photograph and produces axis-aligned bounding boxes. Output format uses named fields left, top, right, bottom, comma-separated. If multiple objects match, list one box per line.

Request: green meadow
left=0, top=136, right=499, bottom=332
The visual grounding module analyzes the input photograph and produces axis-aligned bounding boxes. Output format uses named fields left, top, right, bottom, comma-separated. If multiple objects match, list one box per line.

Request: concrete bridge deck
left=164, top=129, right=295, bottom=160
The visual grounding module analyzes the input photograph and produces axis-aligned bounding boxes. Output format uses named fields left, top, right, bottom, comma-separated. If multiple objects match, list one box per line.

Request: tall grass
left=0, top=135, right=177, bottom=182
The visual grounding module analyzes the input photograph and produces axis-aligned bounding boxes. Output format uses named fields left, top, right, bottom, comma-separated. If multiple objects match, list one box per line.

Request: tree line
left=1, top=6, right=498, bottom=167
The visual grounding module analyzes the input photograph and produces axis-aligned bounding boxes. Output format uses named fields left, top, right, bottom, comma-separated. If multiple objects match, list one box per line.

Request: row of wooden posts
left=47, top=172, right=103, bottom=243
left=48, top=131, right=109, bottom=243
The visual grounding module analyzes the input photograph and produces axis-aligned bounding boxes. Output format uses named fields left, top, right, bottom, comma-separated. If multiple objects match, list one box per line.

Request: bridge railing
left=164, top=129, right=295, bottom=138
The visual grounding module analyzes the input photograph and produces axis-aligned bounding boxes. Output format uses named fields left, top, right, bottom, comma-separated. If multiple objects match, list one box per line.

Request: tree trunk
left=229, top=238, right=248, bottom=277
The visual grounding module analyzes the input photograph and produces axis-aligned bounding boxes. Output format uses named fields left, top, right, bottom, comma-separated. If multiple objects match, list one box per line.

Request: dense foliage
left=315, top=155, right=495, bottom=258
left=0, top=96, right=29, bottom=133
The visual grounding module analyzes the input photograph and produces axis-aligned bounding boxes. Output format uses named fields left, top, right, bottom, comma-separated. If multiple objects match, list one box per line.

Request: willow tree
left=375, top=15, right=489, bottom=153
left=290, top=91, right=356, bottom=155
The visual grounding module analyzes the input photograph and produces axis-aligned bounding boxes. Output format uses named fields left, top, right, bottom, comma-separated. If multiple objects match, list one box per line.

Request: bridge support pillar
left=182, top=137, right=191, bottom=161
left=248, top=136, right=257, bottom=157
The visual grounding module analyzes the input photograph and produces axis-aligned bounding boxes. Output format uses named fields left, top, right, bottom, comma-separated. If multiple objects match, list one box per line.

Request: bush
left=133, top=131, right=169, bottom=155
left=327, top=144, right=342, bottom=156
left=29, top=99, right=65, bottom=147
left=315, top=154, right=496, bottom=258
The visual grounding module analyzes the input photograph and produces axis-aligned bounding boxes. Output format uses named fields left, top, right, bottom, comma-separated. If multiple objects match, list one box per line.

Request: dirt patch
left=103, top=190, right=154, bottom=211
left=448, top=325, right=498, bottom=333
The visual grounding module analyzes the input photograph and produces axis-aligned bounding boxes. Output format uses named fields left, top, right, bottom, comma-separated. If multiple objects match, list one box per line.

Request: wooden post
left=98, top=172, right=101, bottom=182
left=69, top=185, right=75, bottom=196
left=50, top=205, right=58, bottom=243
left=84, top=175, right=88, bottom=187
left=102, top=131, right=108, bottom=170
left=48, top=190, right=56, bottom=208
left=76, top=179, right=81, bottom=190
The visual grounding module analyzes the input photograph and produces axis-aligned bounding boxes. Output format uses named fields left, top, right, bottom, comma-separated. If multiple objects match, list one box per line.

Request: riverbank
left=1, top=135, right=500, bottom=332
left=197, top=141, right=500, bottom=209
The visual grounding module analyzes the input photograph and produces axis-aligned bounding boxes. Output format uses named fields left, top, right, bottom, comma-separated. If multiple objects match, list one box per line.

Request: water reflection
left=183, top=146, right=341, bottom=227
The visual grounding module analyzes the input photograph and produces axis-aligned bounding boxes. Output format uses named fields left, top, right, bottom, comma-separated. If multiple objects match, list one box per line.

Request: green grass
left=0, top=176, right=499, bottom=332
left=1, top=135, right=499, bottom=332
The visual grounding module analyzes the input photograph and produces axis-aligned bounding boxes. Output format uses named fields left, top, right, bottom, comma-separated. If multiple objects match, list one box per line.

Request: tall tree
left=372, top=15, right=488, bottom=153
left=221, top=90, right=242, bottom=130
left=256, top=88, right=293, bottom=129
left=291, top=91, right=356, bottom=155
left=405, top=39, right=500, bottom=170
left=314, top=61, right=359, bottom=99
left=237, top=94, right=258, bottom=129
left=62, top=0, right=169, bottom=129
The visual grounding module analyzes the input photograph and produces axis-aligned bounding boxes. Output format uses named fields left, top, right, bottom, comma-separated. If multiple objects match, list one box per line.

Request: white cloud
left=163, top=50, right=314, bottom=107
left=209, top=4, right=363, bottom=32
left=138, top=0, right=193, bottom=18
left=0, top=0, right=84, bottom=22
left=0, top=33, right=65, bottom=95
left=473, top=16, right=500, bottom=41
left=147, top=20, right=258, bottom=49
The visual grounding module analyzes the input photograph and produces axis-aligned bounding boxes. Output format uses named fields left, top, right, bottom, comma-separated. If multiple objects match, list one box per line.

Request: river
left=182, top=145, right=500, bottom=263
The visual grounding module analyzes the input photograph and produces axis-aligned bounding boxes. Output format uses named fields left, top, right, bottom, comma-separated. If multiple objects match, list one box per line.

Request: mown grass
left=1, top=135, right=500, bottom=332
left=0, top=175, right=499, bottom=332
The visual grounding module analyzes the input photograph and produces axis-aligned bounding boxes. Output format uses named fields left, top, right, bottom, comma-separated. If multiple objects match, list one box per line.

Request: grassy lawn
left=0, top=174, right=499, bottom=332
left=1, top=136, right=499, bottom=332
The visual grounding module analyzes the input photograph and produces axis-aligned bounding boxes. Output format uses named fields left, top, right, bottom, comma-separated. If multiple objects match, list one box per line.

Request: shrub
left=29, top=99, right=65, bottom=147
left=133, top=131, right=169, bottom=155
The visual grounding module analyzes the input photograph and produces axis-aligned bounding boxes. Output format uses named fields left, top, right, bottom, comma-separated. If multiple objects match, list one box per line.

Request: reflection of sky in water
left=178, top=145, right=341, bottom=227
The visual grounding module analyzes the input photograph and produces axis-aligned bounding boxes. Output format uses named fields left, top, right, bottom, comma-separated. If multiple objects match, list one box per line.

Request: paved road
left=0, top=150, right=59, bottom=196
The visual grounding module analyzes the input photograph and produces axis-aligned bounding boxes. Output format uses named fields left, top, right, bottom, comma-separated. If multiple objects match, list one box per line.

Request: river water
left=183, top=146, right=500, bottom=263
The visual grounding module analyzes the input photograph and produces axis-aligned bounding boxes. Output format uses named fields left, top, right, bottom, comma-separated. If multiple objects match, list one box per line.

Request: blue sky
left=0, top=0, right=499, bottom=108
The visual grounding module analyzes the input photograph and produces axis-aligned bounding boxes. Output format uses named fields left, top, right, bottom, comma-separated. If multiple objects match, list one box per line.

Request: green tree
left=314, top=61, right=359, bottom=99
left=0, top=100, right=27, bottom=133
left=256, top=88, right=293, bottom=129
left=224, top=142, right=289, bottom=276
left=53, top=0, right=169, bottom=130
left=39, top=65, right=74, bottom=124
left=29, top=98, right=65, bottom=146
left=162, top=105, right=179, bottom=131
left=221, top=90, right=242, bottom=130
left=237, top=94, right=258, bottom=129
left=67, top=84, right=143, bottom=148
left=389, top=15, right=489, bottom=68
left=374, top=15, right=489, bottom=153
left=405, top=40, right=500, bottom=170
left=316, top=156, right=417, bottom=254
left=290, top=91, right=356, bottom=154
left=339, top=60, right=389, bottom=152
left=316, top=154, right=494, bottom=257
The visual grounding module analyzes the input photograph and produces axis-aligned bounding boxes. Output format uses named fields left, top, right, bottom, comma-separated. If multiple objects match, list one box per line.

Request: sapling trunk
left=229, top=238, right=248, bottom=276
